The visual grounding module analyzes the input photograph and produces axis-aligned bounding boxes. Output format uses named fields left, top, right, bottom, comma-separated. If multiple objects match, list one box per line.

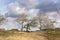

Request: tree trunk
left=21, top=22, right=24, bottom=31
left=39, top=25, right=41, bottom=30
left=26, top=24, right=30, bottom=32
left=39, top=21, right=42, bottom=30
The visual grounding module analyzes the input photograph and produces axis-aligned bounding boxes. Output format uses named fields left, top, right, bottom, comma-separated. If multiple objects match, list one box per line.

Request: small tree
left=36, top=12, right=46, bottom=30
left=0, top=15, right=6, bottom=25
left=45, top=19, right=55, bottom=30
left=16, top=13, right=28, bottom=31
left=42, top=16, right=56, bottom=31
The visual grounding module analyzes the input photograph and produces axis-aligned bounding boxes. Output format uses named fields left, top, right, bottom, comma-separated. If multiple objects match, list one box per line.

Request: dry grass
left=0, top=30, right=60, bottom=40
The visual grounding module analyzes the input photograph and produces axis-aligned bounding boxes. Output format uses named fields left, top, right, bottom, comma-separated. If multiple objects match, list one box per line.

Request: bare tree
left=0, top=15, right=6, bottom=25
left=16, top=13, right=28, bottom=31
left=36, top=12, right=55, bottom=30
left=24, top=17, right=38, bottom=32
left=45, top=17, right=56, bottom=30
left=56, top=7, right=60, bottom=14
left=36, top=12, right=46, bottom=30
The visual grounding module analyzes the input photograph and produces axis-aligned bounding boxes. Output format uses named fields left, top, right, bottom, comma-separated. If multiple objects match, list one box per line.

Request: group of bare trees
left=16, top=12, right=56, bottom=32
left=16, top=13, right=38, bottom=32
left=0, top=11, right=56, bottom=32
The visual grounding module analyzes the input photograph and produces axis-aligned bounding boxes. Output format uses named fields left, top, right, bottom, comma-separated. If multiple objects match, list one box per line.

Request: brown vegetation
left=0, top=29, right=60, bottom=40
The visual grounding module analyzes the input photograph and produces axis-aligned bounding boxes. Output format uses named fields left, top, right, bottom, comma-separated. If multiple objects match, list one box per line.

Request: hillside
left=0, top=30, right=60, bottom=40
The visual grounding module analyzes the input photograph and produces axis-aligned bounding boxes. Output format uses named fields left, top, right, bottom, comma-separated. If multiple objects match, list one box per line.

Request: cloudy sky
left=0, top=0, right=60, bottom=30
left=0, top=0, right=60, bottom=15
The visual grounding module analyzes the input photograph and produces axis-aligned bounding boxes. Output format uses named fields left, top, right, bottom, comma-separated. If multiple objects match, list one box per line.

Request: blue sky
left=0, top=0, right=15, bottom=15
left=0, top=0, right=15, bottom=6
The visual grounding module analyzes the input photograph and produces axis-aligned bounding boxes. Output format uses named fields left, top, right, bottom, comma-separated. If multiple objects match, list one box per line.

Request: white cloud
left=47, top=12, right=60, bottom=22
left=17, top=0, right=39, bottom=9
left=0, top=5, right=7, bottom=15
left=7, top=1, right=39, bottom=17
left=8, top=2, right=19, bottom=14
left=46, top=12, right=57, bottom=19
left=52, top=0, right=59, bottom=3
